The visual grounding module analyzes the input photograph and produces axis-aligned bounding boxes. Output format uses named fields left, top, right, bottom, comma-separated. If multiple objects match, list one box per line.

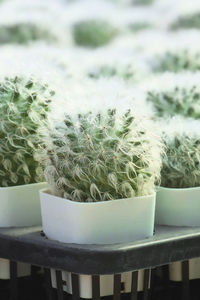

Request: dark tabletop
left=0, top=225, right=200, bottom=274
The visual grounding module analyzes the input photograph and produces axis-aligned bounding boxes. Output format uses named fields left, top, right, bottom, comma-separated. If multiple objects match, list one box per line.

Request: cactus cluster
left=0, top=23, right=57, bottom=44
left=0, top=76, right=54, bottom=187
left=40, top=109, right=162, bottom=202
left=72, top=19, right=118, bottom=48
left=88, top=63, right=135, bottom=80
left=147, top=86, right=200, bottom=119
left=170, top=12, right=200, bottom=30
left=160, top=118, right=200, bottom=188
left=154, top=51, right=200, bottom=72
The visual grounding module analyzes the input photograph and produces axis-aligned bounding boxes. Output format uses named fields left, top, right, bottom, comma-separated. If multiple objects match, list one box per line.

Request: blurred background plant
left=72, top=19, right=118, bottom=48
left=170, top=12, right=200, bottom=30
left=0, top=23, right=58, bottom=44
left=153, top=51, right=200, bottom=72
left=147, top=86, right=200, bottom=119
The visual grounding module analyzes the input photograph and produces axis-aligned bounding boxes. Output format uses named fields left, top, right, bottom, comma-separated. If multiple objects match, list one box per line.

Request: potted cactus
left=72, top=19, right=118, bottom=48
left=38, top=108, right=162, bottom=297
left=147, top=86, right=200, bottom=119
left=155, top=117, right=200, bottom=281
left=0, top=76, right=54, bottom=279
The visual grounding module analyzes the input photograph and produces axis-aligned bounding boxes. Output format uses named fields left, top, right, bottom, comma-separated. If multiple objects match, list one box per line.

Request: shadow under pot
left=40, top=189, right=156, bottom=298
left=155, top=186, right=200, bottom=282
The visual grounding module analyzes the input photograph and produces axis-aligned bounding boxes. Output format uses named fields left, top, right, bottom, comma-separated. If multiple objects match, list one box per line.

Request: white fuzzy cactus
left=38, top=109, right=163, bottom=202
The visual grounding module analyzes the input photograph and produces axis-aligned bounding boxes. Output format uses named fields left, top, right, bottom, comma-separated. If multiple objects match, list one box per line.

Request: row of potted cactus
left=2, top=0, right=200, bottom=49
left=0, top=73, right=200, bottom=296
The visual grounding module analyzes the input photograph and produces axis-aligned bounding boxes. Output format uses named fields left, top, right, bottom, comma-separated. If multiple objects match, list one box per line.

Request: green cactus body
left=133, top=0, right=155, bottom=5
left=88, top=64, right=135, bottom=80
left=41, top=109, right=162, bottom=202
left=171, top=12, right=200, bottom=30
left=73, top=20, right=118, bottom=48
left=0, top=76, right=54, bottom=187
left=128, top=22, right=153, bottom=32
left=147, top=86, right=200, bottom=119
left=161, top=132, right=200, bottom=188
left=0, top=23, right=57, bottom=44
left=154, top=51, right=200, bottom=72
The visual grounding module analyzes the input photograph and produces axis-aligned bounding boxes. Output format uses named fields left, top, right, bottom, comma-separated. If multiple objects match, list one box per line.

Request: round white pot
left=0, top=182, right=48, bottom=279
left=40, top=190, right=156, bottom=245
left=155, top=186, right=200, bottom=226
left=155, top=186, right=200, bottom=281
left=40, top=189, right=155, bottom=297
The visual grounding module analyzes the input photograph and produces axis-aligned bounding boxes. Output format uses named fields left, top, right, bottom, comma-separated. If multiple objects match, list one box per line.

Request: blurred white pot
left=0, top=182, right=48, bottom=279
left=156, top=186, right=200, bottom=281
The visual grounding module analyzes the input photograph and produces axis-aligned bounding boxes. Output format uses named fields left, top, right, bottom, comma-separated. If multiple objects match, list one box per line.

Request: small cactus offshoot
left=147, top=86, right=200, bottom=119
left=40, top=109, right=163, bottom=202
left=0, top=76, right=54, bottom=187
left=154, top=51, right=200, bottom=73
left=160, top=117, right=200, bottom=188
left=72, top=19, right=118, bottom=48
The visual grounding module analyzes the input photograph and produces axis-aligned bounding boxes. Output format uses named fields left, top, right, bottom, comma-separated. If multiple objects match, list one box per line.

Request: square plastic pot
left=40, top=189, right=155, bottom=297
left=0, top=182, right=48, bottom=279
left=40, top=190, right=156, bottom=245
left=155, top=186, right=200, bottom=281
left=155, top=186, right=200, bottom=226
left=0, top=182, right=48, bottom=227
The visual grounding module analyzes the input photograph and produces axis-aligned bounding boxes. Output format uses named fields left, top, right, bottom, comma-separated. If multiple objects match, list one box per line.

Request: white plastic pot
left=40, top=189, right=155, bottom=297
left=40, top=190, right=156, bottom=245
left=155, top=186, right=200, bottom=281
left=51, top=270, right=150, bottom=299
left=0, top=259, right=31, bottom=280
left=169, top=259, right=200, bottom=281
left=155, top=186, right=200, bottom=226
left=0, top=182, right=48, bottom=279
left=0, top=182, right=48, bottom=227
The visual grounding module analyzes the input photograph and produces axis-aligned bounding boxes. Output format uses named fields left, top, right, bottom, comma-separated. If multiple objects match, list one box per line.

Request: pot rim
left=157, top=185, right=200, bottom=191
left=40, top=189, right=156, bottom=205
left=0, top=182, right=47, bottom=191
